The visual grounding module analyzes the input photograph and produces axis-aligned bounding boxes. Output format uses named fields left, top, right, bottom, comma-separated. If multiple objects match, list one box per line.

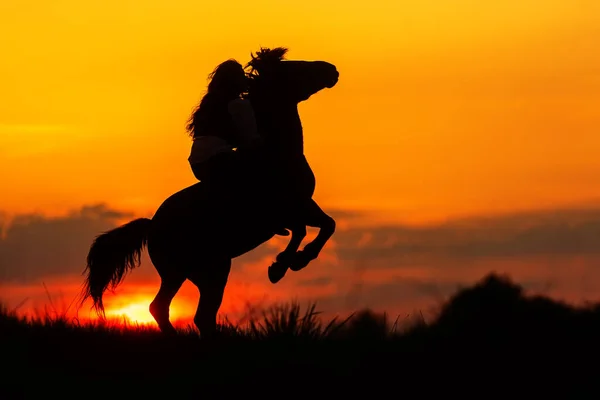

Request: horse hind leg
left=188, top=258, right=232, bottom=339
left=149, top=273, right=185, bottom=334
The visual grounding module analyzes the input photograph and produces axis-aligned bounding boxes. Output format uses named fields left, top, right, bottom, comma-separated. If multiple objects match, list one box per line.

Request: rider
left=186, top=59, right=288, bottom=236
left=186, top=59, right=262, bottom=187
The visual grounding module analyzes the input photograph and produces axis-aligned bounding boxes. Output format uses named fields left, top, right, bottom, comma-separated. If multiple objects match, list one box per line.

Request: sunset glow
left=106, top=300, right=158, bottom=325
left=2, top=0, right=600, bottom=322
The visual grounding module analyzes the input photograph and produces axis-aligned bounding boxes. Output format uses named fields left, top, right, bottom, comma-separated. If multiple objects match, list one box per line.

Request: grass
left=3, top=272, right=600, bottom=398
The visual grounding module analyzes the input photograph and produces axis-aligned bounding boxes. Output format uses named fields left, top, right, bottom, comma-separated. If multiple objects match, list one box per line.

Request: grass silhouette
left=2, top=272, right=600, bottom=397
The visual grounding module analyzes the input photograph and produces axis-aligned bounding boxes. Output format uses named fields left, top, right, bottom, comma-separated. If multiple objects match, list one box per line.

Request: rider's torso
left=188, top=99, right=239, bottom=166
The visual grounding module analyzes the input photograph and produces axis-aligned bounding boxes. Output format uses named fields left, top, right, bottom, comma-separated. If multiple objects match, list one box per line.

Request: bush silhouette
left=2, top=272, right=600, bottom=397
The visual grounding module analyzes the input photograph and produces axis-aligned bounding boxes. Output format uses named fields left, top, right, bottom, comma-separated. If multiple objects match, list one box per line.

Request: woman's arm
left=227, top=98, right=263, bottom=148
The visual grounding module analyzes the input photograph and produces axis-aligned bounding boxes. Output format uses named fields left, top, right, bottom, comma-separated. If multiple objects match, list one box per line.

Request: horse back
left=148, top=180, right=277, bottom=257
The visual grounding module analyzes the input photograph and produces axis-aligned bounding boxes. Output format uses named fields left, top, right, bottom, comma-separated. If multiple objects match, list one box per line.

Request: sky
left=1, top=0, right=600, bottom=325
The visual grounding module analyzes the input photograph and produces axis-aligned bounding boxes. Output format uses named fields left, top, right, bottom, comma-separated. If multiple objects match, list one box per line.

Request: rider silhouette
left=186, top=60, right=261, bottom=183
left=186, top=59, right=288, bottom=236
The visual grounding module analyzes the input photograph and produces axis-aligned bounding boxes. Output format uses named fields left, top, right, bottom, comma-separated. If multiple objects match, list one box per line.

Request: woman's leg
left=191, top=152, right=236, bottom=185
left=191, top=162, right=209, bottom=182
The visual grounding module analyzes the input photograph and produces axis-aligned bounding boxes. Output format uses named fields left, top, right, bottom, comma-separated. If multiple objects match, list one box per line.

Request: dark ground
left=2, top=273, right=600, bottom=399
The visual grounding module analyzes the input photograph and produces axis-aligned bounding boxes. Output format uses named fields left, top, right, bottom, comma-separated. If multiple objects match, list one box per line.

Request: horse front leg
left=268, top=223, right=307, bottom=284
left=289, top=199, right=335, bottom=272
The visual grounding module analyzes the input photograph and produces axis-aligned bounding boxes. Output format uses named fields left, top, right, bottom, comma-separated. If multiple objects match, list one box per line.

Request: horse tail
left=80, top=218, right=152, bottom=316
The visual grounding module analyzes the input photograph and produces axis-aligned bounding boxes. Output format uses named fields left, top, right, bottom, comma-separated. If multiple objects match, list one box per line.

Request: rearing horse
left=80, top=47, right=339, bottom=337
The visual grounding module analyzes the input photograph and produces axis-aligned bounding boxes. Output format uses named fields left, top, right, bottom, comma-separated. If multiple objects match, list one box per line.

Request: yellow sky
left=1, top=0, right=599, bottom=223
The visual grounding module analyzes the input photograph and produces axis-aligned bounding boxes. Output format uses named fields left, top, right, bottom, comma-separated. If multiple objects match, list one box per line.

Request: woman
left=186, top=59, right=288, bottom=235
left=186, top=59, right=263, bottom=185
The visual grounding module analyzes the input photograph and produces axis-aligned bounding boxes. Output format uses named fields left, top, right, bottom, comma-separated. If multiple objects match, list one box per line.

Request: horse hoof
left=289, top=251, right=312, bottom=272
left=159, top=325, right=178, bottom=336
left=268, top=262, right=288, bottom=284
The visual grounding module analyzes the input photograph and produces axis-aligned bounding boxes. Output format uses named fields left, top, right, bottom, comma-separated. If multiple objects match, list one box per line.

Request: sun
left=106, top=301, right=156, bottom=325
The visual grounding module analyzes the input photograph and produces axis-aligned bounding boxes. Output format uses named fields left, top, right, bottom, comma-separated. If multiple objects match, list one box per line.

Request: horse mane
left=246, top=47, right=288, bottom=78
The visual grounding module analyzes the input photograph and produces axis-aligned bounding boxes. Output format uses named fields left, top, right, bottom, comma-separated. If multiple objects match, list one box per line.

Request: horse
left=80, top=47, right=339, bottom=337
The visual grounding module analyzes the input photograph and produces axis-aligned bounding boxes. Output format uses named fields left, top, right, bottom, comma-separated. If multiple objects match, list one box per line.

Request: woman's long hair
left=186, top=59, right=247, bottom=138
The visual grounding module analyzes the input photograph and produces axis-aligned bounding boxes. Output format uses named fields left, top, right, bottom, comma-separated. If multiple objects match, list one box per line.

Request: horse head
left=246, top=47, right=339, bottom=103
left=245, top=47, right=339, bottom=157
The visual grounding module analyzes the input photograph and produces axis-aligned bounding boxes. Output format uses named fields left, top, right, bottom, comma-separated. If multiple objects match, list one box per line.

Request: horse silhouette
left=80, top=47, right=339, bottom=337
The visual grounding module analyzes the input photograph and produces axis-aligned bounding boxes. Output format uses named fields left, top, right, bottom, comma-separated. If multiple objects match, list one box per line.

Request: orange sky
left=2, top=1, right=600, bottom=326
left=2, top=0, right=599, bottom=222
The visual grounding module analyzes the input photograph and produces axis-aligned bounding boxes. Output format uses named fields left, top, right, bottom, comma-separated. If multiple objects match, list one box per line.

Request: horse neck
left=261, top=102, right=304, bottom=160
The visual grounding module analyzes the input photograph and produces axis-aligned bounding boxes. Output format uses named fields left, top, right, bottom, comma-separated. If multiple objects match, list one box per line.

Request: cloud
left=0, top=204, right=132, bottom=282
left=331, top=206, right=600, bottom=262
left=1, top=203, right=600, bottom=319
